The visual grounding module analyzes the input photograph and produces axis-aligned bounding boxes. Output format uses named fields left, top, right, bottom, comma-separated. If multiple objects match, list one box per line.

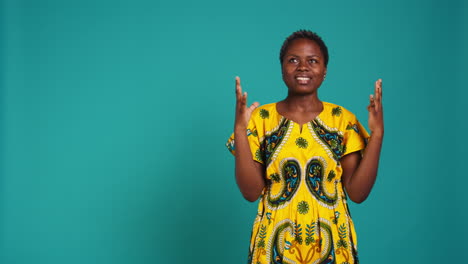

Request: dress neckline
left=274, top=101, right=327, bottom=127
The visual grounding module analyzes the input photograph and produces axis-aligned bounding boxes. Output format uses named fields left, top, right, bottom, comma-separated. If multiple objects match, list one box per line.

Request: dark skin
left=234, top=38, right=384, bottom=203
left=277, top=38, right=327, bottom=130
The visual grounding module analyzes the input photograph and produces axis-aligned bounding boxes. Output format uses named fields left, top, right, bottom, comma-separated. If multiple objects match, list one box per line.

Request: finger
left=242, top=92, right=247, bottom=107
left=235, top=76, right=243, bottom=100
left=379, top=79, right=382, bottom=102
left=367, top=96, right=374, bottom=112
left=374, top=80, right=378, bottom=98
left=375, top=79, right=382, bottom=111
left=235, top=77, right=239, bottom=96
left=374, top=81, right=379, bottom=112
left=235, top=77, right=239, bottom=100
left=248, top=102, right=260, bottom=112
left=379, top=79, right=382, bottom=95
left=369, top=94, right=375, bottom=112
left=375, top=79, right=381, bottom=101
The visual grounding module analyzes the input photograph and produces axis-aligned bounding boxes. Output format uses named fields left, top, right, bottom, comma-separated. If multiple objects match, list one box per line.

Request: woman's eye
left=288, top=58, right=298, bottom=63
left=309, top=59, right=318, bottom=64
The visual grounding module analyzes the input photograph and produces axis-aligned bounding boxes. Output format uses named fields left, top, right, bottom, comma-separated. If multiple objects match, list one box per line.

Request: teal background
left=1, top=0, right=466, bottom=263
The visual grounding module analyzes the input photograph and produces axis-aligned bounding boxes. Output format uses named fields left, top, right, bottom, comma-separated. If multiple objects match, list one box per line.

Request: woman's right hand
left=235, top=76, right=259, bottom=130
left=233, top=76, right=265, bottom=202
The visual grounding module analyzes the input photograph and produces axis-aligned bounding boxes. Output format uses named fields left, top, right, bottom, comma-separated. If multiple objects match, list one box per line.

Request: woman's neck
left=282, top=93, right=322, bottom=113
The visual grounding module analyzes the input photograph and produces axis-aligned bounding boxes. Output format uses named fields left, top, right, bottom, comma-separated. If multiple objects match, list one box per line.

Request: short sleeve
left=343, top=116, right=370, bottom=156
left=226, top=118, right=264, bottom=164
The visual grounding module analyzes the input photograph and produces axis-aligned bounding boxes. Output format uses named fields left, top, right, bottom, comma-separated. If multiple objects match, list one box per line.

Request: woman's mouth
left=296, top=76, right=310, bottom=84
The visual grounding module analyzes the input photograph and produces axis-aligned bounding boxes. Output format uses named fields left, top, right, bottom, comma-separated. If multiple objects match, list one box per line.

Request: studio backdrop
left=1, top=0, right=466, bottom=263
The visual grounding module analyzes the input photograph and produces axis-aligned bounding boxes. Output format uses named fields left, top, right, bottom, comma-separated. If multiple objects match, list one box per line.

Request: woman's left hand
left=342, top=79, right=384, bottom=203
left=367, top=79, right=384, bottom=136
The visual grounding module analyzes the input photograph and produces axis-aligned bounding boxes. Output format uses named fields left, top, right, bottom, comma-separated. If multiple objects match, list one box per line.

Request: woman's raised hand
left=235, top=76, right=259, bottom=130
left=367, top=79, right=384, bottom=136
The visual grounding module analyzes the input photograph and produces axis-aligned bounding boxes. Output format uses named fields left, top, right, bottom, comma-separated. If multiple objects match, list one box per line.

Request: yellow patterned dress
left=226, top=102, right=369, bottom=264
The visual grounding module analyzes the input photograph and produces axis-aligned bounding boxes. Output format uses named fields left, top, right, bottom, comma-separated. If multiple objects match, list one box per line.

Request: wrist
left=234, top=125, right=247, bottom=134
left=370, top=129, right=384, bottom=139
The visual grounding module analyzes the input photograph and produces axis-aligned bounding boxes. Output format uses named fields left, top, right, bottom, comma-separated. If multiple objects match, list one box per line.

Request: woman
left=226, top=30, right=383, bottom=263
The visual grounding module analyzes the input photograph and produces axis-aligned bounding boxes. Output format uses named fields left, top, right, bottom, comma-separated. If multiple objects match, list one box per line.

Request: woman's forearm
left=234, top=127, right=265, bottom=202
left=345, top=132, right=383, bottom=203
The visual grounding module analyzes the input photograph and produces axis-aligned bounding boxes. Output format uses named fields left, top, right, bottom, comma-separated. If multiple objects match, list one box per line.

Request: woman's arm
left=341, top=79, right=384, bottom=203
left=234, top=77, right=265, bottom=202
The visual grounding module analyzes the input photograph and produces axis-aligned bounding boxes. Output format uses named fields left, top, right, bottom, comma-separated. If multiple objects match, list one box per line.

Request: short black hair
left=279, top=30, right=329, bottom=67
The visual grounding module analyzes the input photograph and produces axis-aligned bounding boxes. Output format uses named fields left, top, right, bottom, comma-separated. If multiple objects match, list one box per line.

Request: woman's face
left=281, top=38, right=327, bottom=95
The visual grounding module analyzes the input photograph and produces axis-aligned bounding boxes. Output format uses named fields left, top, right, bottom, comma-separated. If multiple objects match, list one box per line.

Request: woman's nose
left=297, top=60, right=309, bottom=71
